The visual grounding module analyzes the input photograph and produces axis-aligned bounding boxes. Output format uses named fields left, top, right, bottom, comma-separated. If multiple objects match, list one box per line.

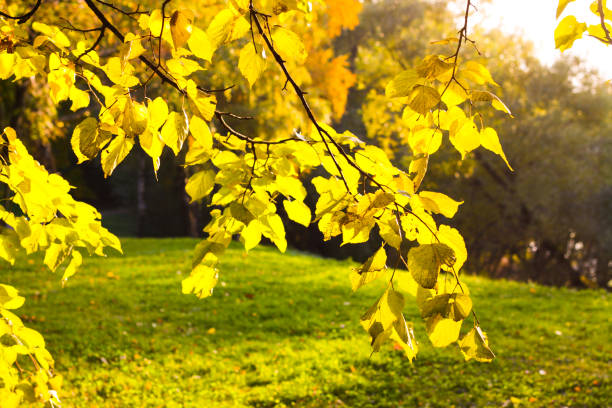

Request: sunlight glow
left=471, top=0, right=611, bottom=80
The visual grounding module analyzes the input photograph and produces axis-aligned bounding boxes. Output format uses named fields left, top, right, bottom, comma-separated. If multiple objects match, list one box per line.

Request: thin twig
left=75, top=27, right=105, bottom=63
left=0, top=0, right=42, bottom=23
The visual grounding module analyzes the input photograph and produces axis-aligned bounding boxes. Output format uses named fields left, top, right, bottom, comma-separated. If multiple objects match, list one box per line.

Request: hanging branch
left=0, top=0, right=41, bottom=24
left=249, top=0, right=484, bottom=327
left=596, top=0, right=612, bottom=44
left=249, top=3, right=392, bottom=195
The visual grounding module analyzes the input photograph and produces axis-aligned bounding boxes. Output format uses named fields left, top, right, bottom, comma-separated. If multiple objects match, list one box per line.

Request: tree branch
left=94, top=0, right=148, bottom=19
left=0, top=0, right=42, bottom=24
left=249, top=5, right=391, bottom=194
left=596, top=0, right=612, bottom=44
left=215, top=112, right=302, bottom=145
left=75, top=27, right=105, bottom=63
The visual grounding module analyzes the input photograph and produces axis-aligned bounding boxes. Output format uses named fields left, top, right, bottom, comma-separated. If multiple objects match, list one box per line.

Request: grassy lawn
left=2, top=238, right=610, bottom=407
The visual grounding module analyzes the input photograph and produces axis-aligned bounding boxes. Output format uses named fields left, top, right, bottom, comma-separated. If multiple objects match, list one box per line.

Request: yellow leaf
left=437, top=225, right=467, bottom=272
left=439, top=105, right=466, bottom=131
left=417, top=287, right=472, bottom=322
left=32, top=21, right=70, bottom=48
left=148, top=97, right=169, bottom=130
left=240, top=220, right=262, bottom=252
left=123, top=33, right=146, bottom=61
left=0, top=390, right=20, bottom=408
left=103, top=57, right=139, bottom=87
left=377, top=216, right=402, bottom=250
left=100, top=134, right=135, bottom=177
left=409, top=128, right=442, bottom=155
left=61, top=250, right=82, bottom=283
left=470, top=90, right=512, bottom=116
left=185, top=169, right=215, bottom=202
left=71, top=117, right=110, bottom=163
left=188, top=27, right=214, bottom=62
left=272, top=0, right=300, bottom=14
left=360, top=287, right=404, bottom=351
left=441, top=80, right=468, bottom=107
left=430, top=37, right=459, bottom=45
left=555, top=15, right=587, bottom=51
left=0, top=53, right=16, bottom=80
left=275, top=176, right=306, bottom=201
left=416, top=55, right=454, bottom=80
left=139, top=130, right=164, bottom=174
left=0, top=284, right=25, bottom=310
left=407, top=243, right=455, bottom=289
left=260, top=214, right=287, bottom=252
left=207, top=9, right=250, bottom=48
left=355, top=145, right=397, bottom=177
left=349, top=246, right=386, bottom=291
left=187, top=86, right=217, bottom=121
left=425, top=314, right=462, bottom=347
left=408, top=85, right=440, bottom=115
left=394, top=271, right=419, bottom=297
left=182, top=264, right=219, bottom=298
left=123, top=100, right=149, bottom=136
left=461, top=61, right=498, bottom=86
left=590, top=0, right=612, bottom=19
left=586, top=22, right=612, bottom=43
left=459, top=326, right=495, bottom=362
left=418, top=191, right=463, bottom=218
left=229, top=203, right=255, bottom=228
left=239, top=43, right=267, bottom=87
left=557, top=0, right=577, bottom=18
left=341, top=216, right=375, bottom=245
left=148, top=9, right=167, bottom=37
left=170, top=10, right=192, bottom=50
left=480, top=127, right=513, bottom=170
left=271, top=27, right=307, bottom=64
left=189, top=115, right=213, bottom=151
left=161, top=110, right=189, bottom=154
left=15, top=326, right=45, bottom=349
left=166, top=57, right=203, bottom=77
left=321, top=153, right=360, bottom=194
left=390, top=314, right=418, bottom=361
left=185, top=137, right=212, bottom=166
left=450, top=119, right=480, bottom=159
left=283, top=200, right=311, bottom=227
left=318, top=212, right=343, bottom=240
left=44, top=243, right=67, bottom=272
left=409, top=156, right=428, bottom=191
left=68, top=87, right=90, bottom=111
left=385, top=69, right=420, bottom=98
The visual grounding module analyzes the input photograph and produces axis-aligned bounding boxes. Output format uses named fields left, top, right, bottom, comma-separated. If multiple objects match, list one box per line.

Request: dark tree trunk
left=175, top=165, right=199, bottom=237
left=136, top=149, right=147, bottom=236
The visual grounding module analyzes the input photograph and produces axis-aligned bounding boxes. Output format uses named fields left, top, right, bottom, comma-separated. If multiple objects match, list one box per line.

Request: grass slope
left=3, top=238, right=610, bottom=407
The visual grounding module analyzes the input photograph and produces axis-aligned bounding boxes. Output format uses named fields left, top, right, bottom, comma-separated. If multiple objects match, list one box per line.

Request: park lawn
left=2, top=238, right=610, bottom=408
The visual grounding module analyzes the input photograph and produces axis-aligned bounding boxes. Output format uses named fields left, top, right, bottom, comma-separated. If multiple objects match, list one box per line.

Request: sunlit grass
left=4, top=238, right=610, bottom=407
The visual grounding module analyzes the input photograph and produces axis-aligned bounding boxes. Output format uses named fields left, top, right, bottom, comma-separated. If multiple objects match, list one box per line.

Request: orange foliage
left=325, top=0, right=363, bottom=37
left=308, top=49, right=357, bottom=121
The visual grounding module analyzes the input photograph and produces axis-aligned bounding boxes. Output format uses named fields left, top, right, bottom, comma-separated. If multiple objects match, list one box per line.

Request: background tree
left=331, top=0, right=612, bottom=287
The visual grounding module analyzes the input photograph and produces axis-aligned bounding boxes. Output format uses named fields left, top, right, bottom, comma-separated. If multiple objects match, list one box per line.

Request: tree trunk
left=175, top=165, right=199, bottom=237
left=136, top=149, right=147, bottom=236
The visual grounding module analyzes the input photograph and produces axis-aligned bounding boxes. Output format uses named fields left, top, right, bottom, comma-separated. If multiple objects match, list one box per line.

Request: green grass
left=2, top=238, right=610, bottom=407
